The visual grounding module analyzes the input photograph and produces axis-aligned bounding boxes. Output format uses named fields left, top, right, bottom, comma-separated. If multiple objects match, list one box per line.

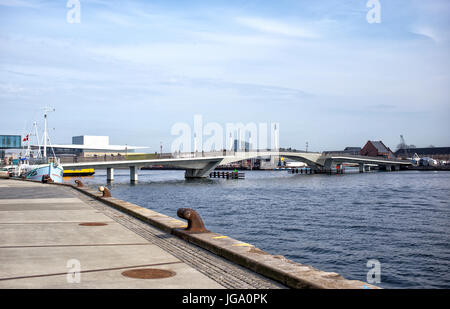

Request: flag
left=23, top=135, right=29, bottom=142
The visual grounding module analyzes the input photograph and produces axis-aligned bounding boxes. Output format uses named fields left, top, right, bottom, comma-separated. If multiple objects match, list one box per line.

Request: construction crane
left=400, top=135, right=409, bottom=158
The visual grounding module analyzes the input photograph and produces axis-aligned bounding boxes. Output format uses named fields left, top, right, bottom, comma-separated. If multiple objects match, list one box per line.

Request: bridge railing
left=172, top=150, right=236, bottom=158
left=58, top=149, right=317, bottom=165
left=173, top=149, right=293, bottom=158
left=58, top=153, right=174, bottom=164
left=324, top=154, right=410, bottom=163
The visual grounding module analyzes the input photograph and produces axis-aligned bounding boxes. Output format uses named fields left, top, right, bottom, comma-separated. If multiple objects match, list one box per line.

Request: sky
left=0, top=0, right=449, bottom=152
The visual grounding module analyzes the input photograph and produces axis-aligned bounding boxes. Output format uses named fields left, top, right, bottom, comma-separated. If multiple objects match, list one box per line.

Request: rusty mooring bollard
left=41, top=175, right=53, bottom=183
left=75, top=180, right=84, bottom=187
left=98, top=186, right=112, bottom=197
left=177, top=208, right=209, bottom=233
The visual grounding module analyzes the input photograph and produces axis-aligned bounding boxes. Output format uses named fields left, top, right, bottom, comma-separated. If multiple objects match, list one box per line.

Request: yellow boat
left=63, top=168, right=95, bottom=177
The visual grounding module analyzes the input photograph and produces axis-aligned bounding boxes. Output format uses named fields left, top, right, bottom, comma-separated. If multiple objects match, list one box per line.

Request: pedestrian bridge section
left=61, top=150, right=411, bottom=182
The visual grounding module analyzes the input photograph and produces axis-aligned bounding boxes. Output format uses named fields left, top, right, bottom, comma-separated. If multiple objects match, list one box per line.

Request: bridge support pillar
left=394, top=165, right=400, bottom=171
left=107, top=168, right=114, bottom=182
left=130, top=166, right=138, bottom=182
left=185, top=161, right=221, bottom=179
left=359, top=164, right=365, bottom=173
left=385, top=165, right=392, bottom=172
left=324, top=159, right=333, bottom=174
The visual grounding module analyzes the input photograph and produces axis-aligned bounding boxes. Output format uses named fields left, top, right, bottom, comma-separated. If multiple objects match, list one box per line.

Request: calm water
left=67, top=169, right=450, bottom=289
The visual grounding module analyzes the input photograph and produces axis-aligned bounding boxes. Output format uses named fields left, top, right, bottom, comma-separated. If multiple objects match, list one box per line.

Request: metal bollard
left=41, top=175, right=53, bottom=183
left=177, top=208, right=209, bottom=233
left=98, top=186, right=112, bottom=197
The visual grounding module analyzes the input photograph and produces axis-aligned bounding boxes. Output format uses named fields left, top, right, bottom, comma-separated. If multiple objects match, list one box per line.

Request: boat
left=23, top=161, right=63, bottom=183
left=17, top=107, right=64, bottom=183
left=63, top=168, right=95, bottom=177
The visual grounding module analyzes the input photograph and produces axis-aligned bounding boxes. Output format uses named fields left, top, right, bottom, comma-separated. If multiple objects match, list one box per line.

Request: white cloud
left=97, top=12, right=135, bottom=27
left=192, top=31, right=286, bottom=46
left=0, top=0, right=37, bottom=7
left=236, top=17, right=320, bottom=39
left=410, top=25, right=444, bottom=43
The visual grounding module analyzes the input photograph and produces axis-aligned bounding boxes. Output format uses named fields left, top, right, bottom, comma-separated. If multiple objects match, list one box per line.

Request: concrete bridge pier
left=130, top=166, right=138, bottom=182
left=107, top=168, right=114, bottom=182
left=184, top=161, right=221, bottom=179
left=323, top=159, right=333, bottom=174
left=359, top=164, right=365, bottom=173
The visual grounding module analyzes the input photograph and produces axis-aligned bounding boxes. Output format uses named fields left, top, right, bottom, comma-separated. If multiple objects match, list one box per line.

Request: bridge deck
left=61, top=151, right=411, bottom=171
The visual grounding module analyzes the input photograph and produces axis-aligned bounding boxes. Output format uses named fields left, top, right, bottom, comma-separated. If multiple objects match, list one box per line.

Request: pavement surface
left=0, top=179, right=284, bottom=289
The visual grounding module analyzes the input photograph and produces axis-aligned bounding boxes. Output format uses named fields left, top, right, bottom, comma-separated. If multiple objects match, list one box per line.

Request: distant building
left=323, top=147, right=362, bottom=156
left=0, top=135, right=22, bottom=160
left=72, top=135, right=109, bottom=146
left=394, top=147, right=450, bottom=161
left=233, top=139, right=251, bottom=152
left=34, top=135, right=147, bottom=157
left=0, top=135, right=22, bottom=149
left=360, top=141, right=395, bottom=159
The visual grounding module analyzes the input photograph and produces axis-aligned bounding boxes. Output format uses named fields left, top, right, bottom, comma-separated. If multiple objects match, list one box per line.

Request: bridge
left=61, top=150, right=411, bottom=182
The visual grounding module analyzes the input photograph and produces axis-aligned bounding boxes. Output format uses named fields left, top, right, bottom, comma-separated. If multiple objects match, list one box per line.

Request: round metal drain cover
left=79, top=222, right=108, bottom=226
left=121, top=268, right=176, bottom=279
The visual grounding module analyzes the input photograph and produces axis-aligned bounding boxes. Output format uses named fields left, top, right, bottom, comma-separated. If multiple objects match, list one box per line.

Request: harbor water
left=67, top=169, right=450, bottom=289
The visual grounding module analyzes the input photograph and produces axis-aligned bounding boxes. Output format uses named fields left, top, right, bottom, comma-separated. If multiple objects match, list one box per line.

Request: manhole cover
left=79, top=222, right=108, bottom=226
left=121, top=268, right=176, bottom=279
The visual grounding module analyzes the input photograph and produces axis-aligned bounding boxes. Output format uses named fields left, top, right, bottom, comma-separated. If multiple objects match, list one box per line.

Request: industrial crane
left=400, top=135, right=409, bottom=158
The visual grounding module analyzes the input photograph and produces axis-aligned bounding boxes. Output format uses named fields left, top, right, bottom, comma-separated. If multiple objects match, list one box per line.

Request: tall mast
left=26, top=132, right=30, bottom=157
left=42, top=107, right=55, bottom=158
left=43, top=112, right=47, bottom=158
left=33, top=122, right=41, bottom=158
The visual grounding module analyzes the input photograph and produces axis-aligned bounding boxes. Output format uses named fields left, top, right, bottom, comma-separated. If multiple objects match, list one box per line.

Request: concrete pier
left=0, top=179, right=281, bottom=289
left=107, top=167, right=114, bottom=182
left=0, top=178, right=379, bottom=289
left=359, top=164, right=363, bottom=173
left=130, top=166, right=138, bottom=182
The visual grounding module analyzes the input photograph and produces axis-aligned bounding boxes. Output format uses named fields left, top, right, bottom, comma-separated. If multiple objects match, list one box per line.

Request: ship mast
left=33, top=122, right=41, bottom=158
left=42, top=107, right=55, bottom=158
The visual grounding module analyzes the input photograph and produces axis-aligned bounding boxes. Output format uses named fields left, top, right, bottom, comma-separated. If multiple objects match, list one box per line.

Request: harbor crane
left=400, top=135, right=409, bottom=158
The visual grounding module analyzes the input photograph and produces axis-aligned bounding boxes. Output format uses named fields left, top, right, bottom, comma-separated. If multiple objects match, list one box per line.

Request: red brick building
left=360, top=141, right=395, bottom=159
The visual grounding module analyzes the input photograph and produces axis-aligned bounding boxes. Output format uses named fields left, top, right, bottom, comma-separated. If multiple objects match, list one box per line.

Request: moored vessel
left=63, top=168, right=95, bottom=177
left=17, top=107, right=64, bottom=183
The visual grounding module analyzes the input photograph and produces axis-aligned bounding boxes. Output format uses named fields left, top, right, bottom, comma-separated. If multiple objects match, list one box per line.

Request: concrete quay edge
left=11, top=178, right=380, bottom=289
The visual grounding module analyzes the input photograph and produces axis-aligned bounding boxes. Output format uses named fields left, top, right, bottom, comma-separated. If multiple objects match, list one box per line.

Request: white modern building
left=36, top=135, right=148, bottom=157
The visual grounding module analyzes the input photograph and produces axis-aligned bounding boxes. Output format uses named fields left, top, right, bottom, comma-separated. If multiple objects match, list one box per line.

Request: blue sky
left=0, top=0, right=449, bottom=152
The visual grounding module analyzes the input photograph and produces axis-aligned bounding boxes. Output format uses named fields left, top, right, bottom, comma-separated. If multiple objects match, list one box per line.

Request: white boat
left=419, top=157, right=437, bottom=167
left=17, top=107, right=64, bottom=183
left=23, top=161, right=63, bottom=183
